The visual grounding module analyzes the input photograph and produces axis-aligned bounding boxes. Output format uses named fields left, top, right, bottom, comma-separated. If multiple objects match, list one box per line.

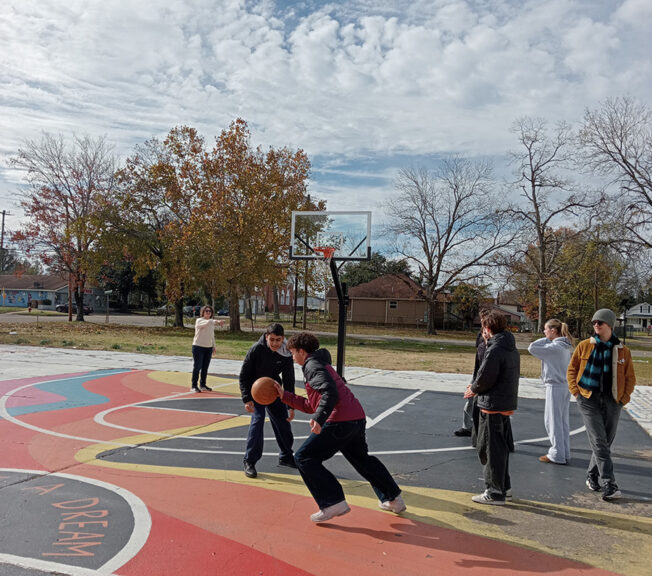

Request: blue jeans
left=244, top=398, right=294, bottom=464
left=295, top=419, right=401, bottom=509
left=576, top=392, right=622, bottom=483
left=191, top=345, right=212, bottom=387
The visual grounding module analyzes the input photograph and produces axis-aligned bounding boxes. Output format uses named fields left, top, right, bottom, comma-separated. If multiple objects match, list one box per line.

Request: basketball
left=251, top=376, right=279, bottom=405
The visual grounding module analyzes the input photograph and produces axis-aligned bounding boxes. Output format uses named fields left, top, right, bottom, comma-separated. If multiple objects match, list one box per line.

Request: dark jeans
left=191, top=345, right=213, bottom=387
left=476, top=412, right=512, bottom=499
left=295, top=419, right=401, bottom=509
left=244, top=398, right=294, bottom=464
left=576, top=392, right=622, bottom=484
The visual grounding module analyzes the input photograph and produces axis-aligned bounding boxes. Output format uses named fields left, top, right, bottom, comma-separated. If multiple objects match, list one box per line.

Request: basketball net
left=313, top=246, right=336, bottom=265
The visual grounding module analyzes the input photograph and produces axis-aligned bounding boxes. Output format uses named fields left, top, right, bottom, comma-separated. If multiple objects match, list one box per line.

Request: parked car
left=156, top=304, right=174, bottom=316
left=183, top=305, right=202, bottom=317
left=216, top=308, right=229, bottom=316
left=55, top=303, right=93, bottom=314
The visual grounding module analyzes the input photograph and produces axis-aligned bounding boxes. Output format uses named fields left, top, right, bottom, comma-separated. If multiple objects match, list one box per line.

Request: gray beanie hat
left=592, top=308, right=616, bottom=329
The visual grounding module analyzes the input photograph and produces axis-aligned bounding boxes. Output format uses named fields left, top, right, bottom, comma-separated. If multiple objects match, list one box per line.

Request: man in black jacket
left=239, top=323, right=296, bottom=478
left=469, top=311, right=520, bottom=505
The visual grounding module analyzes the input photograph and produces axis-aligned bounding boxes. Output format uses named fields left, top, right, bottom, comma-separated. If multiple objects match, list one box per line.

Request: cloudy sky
left=1, top=0, right=650, bottom=237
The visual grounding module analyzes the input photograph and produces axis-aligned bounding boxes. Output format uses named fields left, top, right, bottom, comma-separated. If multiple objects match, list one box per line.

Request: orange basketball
left=251, top=376, right=279, bottom=405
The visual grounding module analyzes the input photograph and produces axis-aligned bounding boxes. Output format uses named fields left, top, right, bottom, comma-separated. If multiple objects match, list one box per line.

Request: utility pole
left=1, top=210, right=11, bottom=273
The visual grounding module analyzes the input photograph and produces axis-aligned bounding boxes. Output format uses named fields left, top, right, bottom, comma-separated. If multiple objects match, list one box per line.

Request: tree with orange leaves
left=197, top=119, right=316, bottom=331
left=112, top=126, right=205, bottom=327
left=11, top=133, right=117, bottom=321
left=115, top=120, right=315, bottom=331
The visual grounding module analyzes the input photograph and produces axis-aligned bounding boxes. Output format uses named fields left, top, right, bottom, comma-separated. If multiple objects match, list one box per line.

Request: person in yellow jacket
left=567, top=309, right=636, bottom=501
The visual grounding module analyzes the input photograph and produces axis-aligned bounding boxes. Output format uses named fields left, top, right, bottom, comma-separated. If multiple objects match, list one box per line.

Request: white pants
left=544, top=384, right=571, bottom=463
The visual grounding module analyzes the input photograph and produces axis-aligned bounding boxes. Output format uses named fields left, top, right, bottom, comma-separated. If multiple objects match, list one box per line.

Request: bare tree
left=11, top=133, right=116, bottom=321
left=505, top=117, right=601, bottom=332
left=385, top=157, right=514, bottom=334
left=579, top=97, right=652, bottom=249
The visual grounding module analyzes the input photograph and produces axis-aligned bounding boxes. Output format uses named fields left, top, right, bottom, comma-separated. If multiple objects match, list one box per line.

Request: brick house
left=326, top=274, right=451, bottom=328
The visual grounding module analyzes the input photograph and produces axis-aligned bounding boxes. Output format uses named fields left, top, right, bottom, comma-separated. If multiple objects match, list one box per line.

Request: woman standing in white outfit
left=528, top=319, right=574, bottom=464
left=191, top=305, right=223, bottom=392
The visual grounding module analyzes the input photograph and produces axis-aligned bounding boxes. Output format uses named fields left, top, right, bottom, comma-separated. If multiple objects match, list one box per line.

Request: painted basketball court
left=1, top=345, right=651, bottom=575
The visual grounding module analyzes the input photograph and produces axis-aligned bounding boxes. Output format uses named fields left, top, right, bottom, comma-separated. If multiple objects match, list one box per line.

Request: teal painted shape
left=8, top=369, right=131, bottom=416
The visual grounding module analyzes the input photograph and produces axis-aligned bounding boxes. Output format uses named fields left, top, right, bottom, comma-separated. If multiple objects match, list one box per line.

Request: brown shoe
left=539, top=455, right=566, bottom=464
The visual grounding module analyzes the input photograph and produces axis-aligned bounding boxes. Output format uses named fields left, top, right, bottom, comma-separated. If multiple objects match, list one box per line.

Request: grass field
left=0, top=319, right=650, bottom=385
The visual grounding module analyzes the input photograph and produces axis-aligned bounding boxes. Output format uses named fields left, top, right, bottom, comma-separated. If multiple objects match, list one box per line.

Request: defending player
left=239, top=323, right=296, bottom=478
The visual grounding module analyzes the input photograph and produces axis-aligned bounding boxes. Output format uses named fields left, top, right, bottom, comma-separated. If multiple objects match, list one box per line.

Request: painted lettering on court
left=43, top=497, right=108, bottom=557
left=22, top=483, right=65, bottom=496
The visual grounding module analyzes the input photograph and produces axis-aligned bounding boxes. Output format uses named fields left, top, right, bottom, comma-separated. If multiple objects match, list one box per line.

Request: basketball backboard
left=290, top=211, right=372, bottom=261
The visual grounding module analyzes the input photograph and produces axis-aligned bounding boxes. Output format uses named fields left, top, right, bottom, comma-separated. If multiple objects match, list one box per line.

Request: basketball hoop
left=313, top=246, right=336, bottom=263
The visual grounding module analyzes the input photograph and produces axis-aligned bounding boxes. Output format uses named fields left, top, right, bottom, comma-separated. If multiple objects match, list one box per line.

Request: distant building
left=0, top=274, right=67, bottom=309
left=0, top=274, right=105, bottom=311
left=619, top=302, right=652, bottom=332
left=326, top=274, right=451, bottom=328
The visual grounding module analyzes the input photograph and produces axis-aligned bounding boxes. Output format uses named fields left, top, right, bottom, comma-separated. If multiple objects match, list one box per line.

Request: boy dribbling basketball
left=274, top=331, right=406, bottom=522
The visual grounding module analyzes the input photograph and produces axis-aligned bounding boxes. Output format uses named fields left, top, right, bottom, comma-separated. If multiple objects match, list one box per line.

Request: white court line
left=1, top=378, right=586, bottom=457
left=0, top=381, right=137, bottom=448
left=0, top=468, right=151, bottom=576
left=367, top=389, right=425, bottom=428
left=0, top=555, right=118, bottom=576
left=95, top=394, right=311, bottom=441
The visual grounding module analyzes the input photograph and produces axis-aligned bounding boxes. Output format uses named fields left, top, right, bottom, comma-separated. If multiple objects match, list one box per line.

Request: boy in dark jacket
left=469, top=311, right=520, bottom=505
left=274, top=332, right=406, bottom=523
left=239, top=323, right=296, bottom=478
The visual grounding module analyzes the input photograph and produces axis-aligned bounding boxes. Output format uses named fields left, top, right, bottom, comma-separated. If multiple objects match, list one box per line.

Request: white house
left=620, top=302, right=652, bottom=332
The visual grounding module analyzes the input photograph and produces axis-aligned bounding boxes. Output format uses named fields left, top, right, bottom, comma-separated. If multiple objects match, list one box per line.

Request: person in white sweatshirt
left=191, top=305, right=223, bottom=392
left=528, top=319, right=574, bottom=464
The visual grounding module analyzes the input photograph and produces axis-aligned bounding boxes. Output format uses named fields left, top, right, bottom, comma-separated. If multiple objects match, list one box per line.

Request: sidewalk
left=2, top=344, right=650, bottom=437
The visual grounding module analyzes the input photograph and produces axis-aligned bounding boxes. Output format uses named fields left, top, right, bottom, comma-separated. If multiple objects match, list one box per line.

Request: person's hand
left=273, top=381, right=284, bottom=398
left=463, top=384, right=475, bottom=398
left=212, top=347, right=217, bottom=357
left=287, top=408, right=295, bottom=422
left=245, top=401, right=254, bottom=413
left=217, top=319, right=224, bottom=327
left=309, top=419, right=321, bottom=434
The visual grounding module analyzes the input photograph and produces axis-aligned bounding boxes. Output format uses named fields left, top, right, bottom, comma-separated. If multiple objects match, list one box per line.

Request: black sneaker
left=199, top=385, right=212, bottom=392
left=454, top=428, right=472, bottom=437
left=602, top=482, right=622, bottom=501
left=191, top=386, right=201, bottom=393
left=278, top=456, right=298, bottom=469
left=585, top=474, right=601, bottom=492
left=244, top=460, right=257, bottom=478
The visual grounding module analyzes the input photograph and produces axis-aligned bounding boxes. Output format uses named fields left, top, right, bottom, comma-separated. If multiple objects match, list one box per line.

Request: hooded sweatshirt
left=281, top=348, right=365, bottom=427
left=528, top=337, right=573, bottom=388
left=239, top=334, right=295, bottom=403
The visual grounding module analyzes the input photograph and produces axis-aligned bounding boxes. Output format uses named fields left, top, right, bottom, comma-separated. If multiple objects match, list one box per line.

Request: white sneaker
left=472, top=490, right=505, bottom=505
left=378, top=495, right=407, bottom=514
left=310, top=501, right=351, bottom=523
left=504, top=489, right=513, bottom=501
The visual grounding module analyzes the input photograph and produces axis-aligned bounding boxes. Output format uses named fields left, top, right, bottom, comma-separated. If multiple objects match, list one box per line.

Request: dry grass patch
left=0, top=321, right=649, bottom=385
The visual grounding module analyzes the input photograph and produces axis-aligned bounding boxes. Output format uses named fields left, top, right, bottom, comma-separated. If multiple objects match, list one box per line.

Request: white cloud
left=0, top=0, right=650, bottom=226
